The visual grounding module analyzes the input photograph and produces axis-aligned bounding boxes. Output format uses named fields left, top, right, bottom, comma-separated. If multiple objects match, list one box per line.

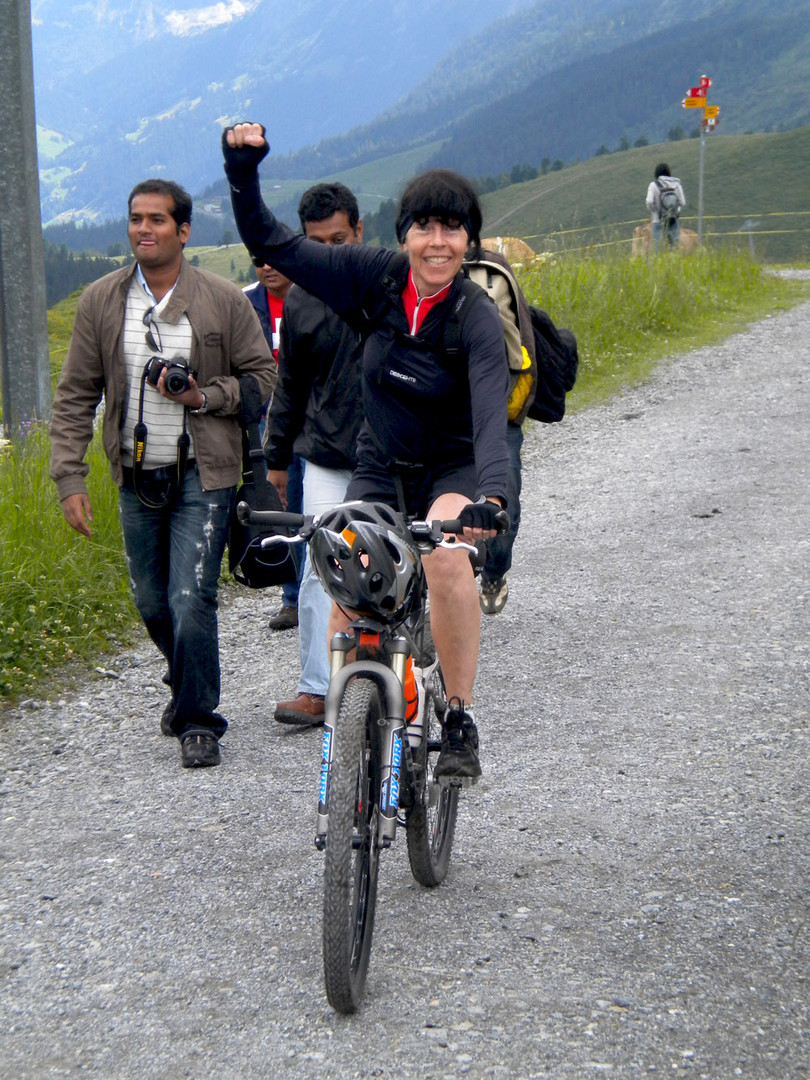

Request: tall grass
left=518, top=249, right=809, bottom=411
left=0, top=424, right=137, bottom=700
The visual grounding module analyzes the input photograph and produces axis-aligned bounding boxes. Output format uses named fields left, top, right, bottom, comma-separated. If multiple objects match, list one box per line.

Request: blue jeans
left=653, top=219, right=680, bottom=251
left=298, top=461, right=352, bottom=695
left=482, top=421, right=523, bottom=583
left=119, top=467, right=235, bottom=738
left=281, top=453, right=305, bottom=608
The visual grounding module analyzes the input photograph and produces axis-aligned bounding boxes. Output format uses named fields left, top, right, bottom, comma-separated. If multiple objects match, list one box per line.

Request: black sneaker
left=433, top=707, right=481, bottom=783
left=480, top=576, right=508, bottom=615
left=180, top=728, right=221, bottom=768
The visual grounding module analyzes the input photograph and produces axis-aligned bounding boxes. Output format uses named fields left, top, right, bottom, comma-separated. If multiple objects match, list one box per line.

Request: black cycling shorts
left=346, top=439, right=476, bottom=519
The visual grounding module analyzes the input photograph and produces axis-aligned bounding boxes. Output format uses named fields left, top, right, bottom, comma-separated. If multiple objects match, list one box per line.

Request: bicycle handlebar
left=412, top=509, right=510, bottom=538
left=235, top=502, right=308, bottom=530
left=236, top=502, right=509, bottom=553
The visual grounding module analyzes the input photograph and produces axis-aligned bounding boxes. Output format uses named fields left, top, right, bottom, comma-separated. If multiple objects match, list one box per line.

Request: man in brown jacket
left=50, top=179, right=275, bottom=768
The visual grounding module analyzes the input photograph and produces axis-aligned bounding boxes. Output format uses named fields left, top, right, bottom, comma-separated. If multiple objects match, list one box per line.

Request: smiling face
left=127, top=193, right=189, bottom=273
left=401, top=217, right=469, bottom=297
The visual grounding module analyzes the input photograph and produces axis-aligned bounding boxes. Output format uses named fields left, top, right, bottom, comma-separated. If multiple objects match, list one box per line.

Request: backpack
left=461, top=256, right=537, bottom=423
left=227, top=380, right=298, bottom=588
left=526, top=307, right=579, bottom=424
left=657, top=180, right=681, bottom=228
left=450, top=252, right=578, bottom=424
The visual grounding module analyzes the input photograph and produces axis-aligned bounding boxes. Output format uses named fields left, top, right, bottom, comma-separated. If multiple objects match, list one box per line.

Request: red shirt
left=267, top=291, right=285, bottom=357
left=401, top=270, right=452, bottom=335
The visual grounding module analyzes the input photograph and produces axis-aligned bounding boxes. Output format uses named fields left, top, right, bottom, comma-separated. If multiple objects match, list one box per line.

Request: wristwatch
left=191, top=391, right=208, bottom=414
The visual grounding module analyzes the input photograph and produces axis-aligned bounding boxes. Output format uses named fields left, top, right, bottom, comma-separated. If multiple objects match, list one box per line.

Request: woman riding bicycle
left=223, top=124, right=509, bottom=782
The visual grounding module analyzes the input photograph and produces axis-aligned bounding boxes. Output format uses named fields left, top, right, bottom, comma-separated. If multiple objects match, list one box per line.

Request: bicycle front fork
left=315, top=634, right=409, bottom=851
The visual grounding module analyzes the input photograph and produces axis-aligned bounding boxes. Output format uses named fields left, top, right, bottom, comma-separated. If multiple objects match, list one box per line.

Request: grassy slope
left=518, top=254, right=810, bottom=416
left=225, top=125, right=810, bottom=263
left=184, top=244, right=256, bottom=284
left=480, top=127, right=810, bottom=262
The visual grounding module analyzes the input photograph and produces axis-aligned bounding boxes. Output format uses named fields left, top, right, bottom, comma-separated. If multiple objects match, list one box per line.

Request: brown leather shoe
left=274, top=692, right=325, bottom=726
left=268, top=605, right=298, bottom=631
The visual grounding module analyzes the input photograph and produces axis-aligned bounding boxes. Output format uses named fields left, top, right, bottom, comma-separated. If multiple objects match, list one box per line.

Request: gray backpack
left=657, top=181, right=681, bottom=228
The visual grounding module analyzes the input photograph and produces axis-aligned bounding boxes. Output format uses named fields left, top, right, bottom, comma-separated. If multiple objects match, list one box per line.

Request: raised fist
left=221, top=123, right=270, bottom=174
left=225, top=123, right=267, bottom=150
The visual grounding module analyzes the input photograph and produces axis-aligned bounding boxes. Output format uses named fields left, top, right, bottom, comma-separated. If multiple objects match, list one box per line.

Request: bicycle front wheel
left=322, top=679, right=383, bottom=1014
left=406, top=654, right=459, bottom=887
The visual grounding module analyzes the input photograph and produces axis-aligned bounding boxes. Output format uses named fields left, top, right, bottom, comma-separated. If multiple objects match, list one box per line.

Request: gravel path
left=2, top=295, right=808, bottom=1078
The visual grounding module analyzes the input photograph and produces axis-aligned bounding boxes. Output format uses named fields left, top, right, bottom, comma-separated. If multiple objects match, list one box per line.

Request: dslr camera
left=145, top=356, right=198, bottom=396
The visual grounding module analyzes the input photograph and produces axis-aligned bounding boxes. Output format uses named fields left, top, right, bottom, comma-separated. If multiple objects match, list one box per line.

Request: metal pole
left=0, top=0, right=51, bottom=437
left=697, top=127, right=706, bottom=246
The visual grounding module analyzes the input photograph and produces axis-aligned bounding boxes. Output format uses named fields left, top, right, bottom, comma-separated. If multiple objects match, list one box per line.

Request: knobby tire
left=406, top=643, right=459, bottom=887
left=322, top=679, right=382, bottom=1014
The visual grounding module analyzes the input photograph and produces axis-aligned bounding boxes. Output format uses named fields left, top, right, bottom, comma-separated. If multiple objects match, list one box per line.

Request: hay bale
left=631, top=222, right=698, bottom=257
left=481, top=236, right=537, bottom=266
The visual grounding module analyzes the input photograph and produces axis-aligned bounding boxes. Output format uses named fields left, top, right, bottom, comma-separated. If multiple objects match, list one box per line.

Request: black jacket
left=224, top=161, right=509, bottom=503
left=264, top=284, right=362, bottom=471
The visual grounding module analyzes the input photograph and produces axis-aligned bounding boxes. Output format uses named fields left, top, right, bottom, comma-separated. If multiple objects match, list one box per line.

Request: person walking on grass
left=646, top=162, right=686, bottom=252
left=243, top=256, right=304, bottom=631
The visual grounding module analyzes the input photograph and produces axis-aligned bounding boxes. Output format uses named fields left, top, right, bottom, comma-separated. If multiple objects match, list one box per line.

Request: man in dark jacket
left=264, top=182, right=364, bottom=725
left=242, top=260, right=291, bottom=356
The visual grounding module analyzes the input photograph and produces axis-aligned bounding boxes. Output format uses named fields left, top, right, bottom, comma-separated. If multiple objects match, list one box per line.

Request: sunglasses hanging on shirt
left=132, top=306, right=191, bottom=508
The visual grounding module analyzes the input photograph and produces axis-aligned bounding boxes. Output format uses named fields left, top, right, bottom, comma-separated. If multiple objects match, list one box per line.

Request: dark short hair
left=654, top=163, right=671, bottom=180
left=395, top=169, right=482, bottom=253
left=127, top=179, right=193, bottom=229
left=298, top=182, right=360, bottom=230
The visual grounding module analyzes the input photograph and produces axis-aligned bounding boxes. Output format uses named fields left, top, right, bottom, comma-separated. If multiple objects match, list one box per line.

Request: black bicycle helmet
left=309, top=502, right=421, bottom=616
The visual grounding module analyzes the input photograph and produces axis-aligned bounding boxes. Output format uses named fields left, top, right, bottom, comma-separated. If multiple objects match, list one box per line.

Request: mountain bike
left=236, top=499, right=503, bottom=1013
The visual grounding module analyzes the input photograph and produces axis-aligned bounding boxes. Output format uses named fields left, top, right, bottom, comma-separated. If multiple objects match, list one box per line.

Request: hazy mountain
left=263, top=0, right=721, bottom=178
left=264, top=0, right=810, bottom=183
left=31, top=0, right=536, bottom=222
left=32, top=0, right=810, bottom=227
left=423, top=0, right=810, bottom=178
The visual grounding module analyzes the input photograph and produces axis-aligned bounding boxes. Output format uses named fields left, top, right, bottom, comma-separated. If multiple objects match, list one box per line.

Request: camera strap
left=132, top=360, right=191, bottom=509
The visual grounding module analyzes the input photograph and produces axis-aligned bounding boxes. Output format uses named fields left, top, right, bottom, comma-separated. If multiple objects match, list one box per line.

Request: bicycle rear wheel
left=406, top=652, right=459, bottom=887
left=322, top=679, right=382, bottom=1013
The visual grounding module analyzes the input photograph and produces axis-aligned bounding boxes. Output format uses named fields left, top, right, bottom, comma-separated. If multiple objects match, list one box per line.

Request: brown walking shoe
left=274, top=692, right=325, bottom=726
left=268, top=605, right=299, bottom=631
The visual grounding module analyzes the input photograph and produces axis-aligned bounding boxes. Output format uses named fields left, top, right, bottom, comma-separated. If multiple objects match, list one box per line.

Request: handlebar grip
left=494, top=509, right=510, bottom=535
left=235, top=501, right=306, bottom=529
left=438, top=511, right=509, bottom=535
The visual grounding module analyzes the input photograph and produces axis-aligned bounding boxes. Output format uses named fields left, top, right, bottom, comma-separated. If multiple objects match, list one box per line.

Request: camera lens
left=164, top=367, right=190, bottom=395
